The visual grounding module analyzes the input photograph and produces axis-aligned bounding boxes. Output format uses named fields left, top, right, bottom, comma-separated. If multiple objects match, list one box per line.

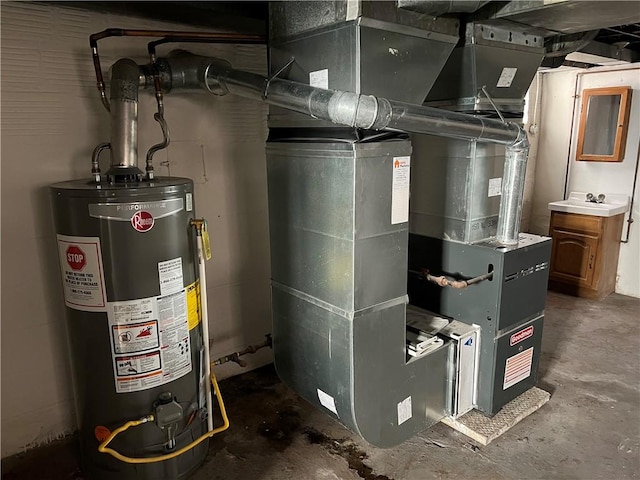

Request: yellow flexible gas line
left=97, top=369, right=229, bottom=464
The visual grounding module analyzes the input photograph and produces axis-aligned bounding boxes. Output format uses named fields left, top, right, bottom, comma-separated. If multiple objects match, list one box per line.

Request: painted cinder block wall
left=1, top=2, right=271, bottom=457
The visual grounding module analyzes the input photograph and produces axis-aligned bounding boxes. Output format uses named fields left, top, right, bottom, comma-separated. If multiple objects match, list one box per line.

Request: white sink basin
left=549, top=192, right=630, bottom=217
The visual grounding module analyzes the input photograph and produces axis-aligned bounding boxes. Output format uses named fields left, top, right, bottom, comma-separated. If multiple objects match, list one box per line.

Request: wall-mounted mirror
left=576, top=86, right=632, bottom=162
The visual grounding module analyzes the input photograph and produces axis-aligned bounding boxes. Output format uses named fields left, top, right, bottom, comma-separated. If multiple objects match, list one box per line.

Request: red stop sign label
left=66, top=245, right=86, bottom=271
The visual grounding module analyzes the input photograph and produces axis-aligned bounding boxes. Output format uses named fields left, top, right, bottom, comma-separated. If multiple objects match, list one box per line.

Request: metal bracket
left=480, top=85, right=506, bottom=124
left=263, top=57, right=295, bottom=100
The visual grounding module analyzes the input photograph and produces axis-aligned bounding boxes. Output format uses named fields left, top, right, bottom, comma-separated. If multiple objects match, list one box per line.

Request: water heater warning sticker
left=112, top=321, right=159, bottom=354
left=392, top=156, right=411, bottom=225
left=186, top=281, right=201, bottom=330
left=503, top=347, right=534, bottom=390
left=158, top=257, right=183, bottom=296
left=115, top=351, right=161, bottom=377
left=56, top=235, right=106, bottom=311
left=108, top=290, right=192, bottom=393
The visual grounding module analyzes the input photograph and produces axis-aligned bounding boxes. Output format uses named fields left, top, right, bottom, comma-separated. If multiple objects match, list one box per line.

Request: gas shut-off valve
left=154, top=392, right=183, bottom=450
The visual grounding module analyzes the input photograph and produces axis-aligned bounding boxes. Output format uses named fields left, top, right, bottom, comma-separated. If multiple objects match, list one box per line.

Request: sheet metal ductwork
left=147, top=40, right=532, bottom=441
left=268, top=1, right=459, bottom=128
left=155, top=50, right=530, bottom=249
left=425, top=22, right=545, bottom=115
left=397, top=0, right=490, bottom=16
left=90, top=0, right=554, bottom=449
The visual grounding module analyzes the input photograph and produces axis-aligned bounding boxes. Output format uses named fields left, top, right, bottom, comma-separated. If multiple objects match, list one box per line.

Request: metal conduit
left=154, top=54, right=529, bottom=244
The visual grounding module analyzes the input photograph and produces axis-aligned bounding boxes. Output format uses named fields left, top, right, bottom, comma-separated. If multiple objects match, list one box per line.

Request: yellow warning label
left=186, top=280, right=201, bottom=330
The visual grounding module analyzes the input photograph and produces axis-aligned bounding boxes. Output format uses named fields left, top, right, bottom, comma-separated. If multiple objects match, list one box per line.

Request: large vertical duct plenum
left=266, top=1, right=458, bottom=446
left=267, top=141, right=450, bottom=447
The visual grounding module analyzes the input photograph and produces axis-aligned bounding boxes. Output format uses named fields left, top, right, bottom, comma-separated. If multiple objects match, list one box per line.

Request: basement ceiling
left=51, top=1, right=640, bottom=65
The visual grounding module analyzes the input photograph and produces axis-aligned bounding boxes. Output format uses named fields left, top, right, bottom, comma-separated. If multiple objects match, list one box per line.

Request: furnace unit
left=409, top=20, right=550, bottom=414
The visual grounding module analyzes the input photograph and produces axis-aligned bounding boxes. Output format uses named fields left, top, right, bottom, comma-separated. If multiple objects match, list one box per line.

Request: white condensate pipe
left=195, top=224, right=214, bottom=432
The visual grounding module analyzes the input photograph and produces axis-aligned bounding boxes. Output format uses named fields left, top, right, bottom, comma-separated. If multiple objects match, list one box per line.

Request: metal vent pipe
left=108, top=58, right=142, bottom=176
left=151, top=54, right=529, bottom=244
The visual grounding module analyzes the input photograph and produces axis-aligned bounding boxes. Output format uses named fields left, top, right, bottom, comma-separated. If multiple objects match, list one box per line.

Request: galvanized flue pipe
left=151, top=53, right=529, bottom=244
left=109, top=58, right=141, bottom=176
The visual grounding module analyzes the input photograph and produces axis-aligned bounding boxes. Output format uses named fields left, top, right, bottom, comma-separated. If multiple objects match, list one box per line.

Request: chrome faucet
left=586, top=193, right=606, bottom=204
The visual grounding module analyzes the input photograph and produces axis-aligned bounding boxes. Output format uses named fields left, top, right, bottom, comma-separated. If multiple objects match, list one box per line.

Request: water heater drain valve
left=154, top=392, right=184, bottom=450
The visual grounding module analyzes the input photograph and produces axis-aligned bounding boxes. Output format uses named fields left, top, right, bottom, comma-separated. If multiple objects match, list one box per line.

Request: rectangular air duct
left=425, top=22, right=544, bottom=115
left=268, top=1, right=459, bottom=128
left=267, top=139, right=450, bottom=447
left=410, top=135, right=506, bottom=243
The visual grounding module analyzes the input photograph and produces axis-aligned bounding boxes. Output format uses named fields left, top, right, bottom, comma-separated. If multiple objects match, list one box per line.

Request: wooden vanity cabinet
left=548, top=211, right=625, bottom=300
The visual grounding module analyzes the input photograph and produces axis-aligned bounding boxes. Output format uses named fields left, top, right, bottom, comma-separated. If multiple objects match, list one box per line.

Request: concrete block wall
left=1, top=2, right=271, bottom=457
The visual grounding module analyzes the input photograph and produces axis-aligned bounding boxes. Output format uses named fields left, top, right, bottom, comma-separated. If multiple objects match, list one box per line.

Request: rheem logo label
left=131, top=211, right=154, bottom=232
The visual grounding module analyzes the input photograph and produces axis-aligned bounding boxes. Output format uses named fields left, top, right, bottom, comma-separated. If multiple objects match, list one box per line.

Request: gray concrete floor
left=3, top=292, right=639, bottom=480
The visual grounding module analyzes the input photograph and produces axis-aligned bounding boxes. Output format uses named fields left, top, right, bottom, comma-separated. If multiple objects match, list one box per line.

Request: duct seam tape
left=346, top=0, right=360, bottom=20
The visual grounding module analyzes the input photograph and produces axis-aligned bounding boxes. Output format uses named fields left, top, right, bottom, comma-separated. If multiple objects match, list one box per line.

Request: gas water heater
left=51, top=178, right=213, bottom=480
left=49, top=33, right=231, bottom=480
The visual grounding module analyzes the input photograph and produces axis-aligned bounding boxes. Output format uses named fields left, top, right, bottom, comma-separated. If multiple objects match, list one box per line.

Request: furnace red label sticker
left=56, top=235, right=107, bottom=311
left=131, top=210, right=154, bottom=232
left=503, top=347, right=534, bottom=390
left=510, top=325, right=534, bottom=346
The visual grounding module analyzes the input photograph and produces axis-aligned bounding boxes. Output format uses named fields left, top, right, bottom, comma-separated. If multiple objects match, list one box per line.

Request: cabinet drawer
left=551, top=212, right=602, bottom=234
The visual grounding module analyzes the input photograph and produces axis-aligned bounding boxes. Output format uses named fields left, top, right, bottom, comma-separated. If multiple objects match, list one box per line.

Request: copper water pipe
left=89, top=28, right=266, bottom=112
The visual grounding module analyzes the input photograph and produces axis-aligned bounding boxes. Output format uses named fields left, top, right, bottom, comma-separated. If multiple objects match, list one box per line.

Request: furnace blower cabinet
left=50, top=1, right=556, bottom=477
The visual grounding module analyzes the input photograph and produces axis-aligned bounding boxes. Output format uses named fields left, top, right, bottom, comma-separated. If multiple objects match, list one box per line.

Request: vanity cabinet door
left=550, top=229, right=599, bottom=288
left=548, top=211, right=624, bottom=300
